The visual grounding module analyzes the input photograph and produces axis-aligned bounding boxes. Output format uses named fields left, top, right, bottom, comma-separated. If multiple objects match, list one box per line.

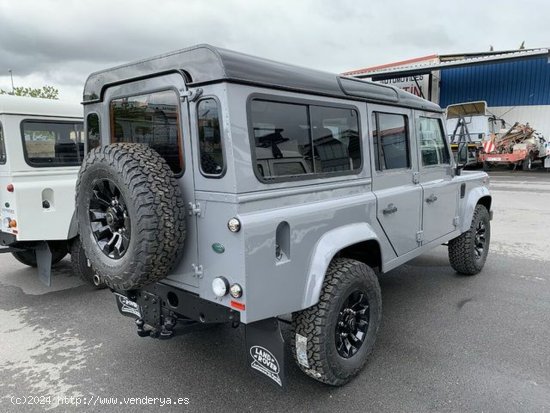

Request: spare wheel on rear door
left=76, top=143, right=186, bottom=290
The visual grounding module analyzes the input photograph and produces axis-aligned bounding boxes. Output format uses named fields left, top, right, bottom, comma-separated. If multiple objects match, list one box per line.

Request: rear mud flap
left=245, top=318, right=286, bottom=388
left=35, top=242, right=52, bottom=286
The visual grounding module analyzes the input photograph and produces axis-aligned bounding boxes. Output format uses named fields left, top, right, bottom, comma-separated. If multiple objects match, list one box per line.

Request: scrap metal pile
left=480, top=122, right=546, bottom=170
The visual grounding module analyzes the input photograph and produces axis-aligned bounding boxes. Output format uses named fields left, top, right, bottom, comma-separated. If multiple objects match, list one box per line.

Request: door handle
left=383, top=204, right=398, bottom=215
left=426, top=194, right=438, bottom=204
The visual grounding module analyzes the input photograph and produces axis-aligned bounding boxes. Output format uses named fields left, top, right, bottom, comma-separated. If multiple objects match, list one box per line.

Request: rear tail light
left=9, top=219, right=17, bottom=228
left=6, top=184, right=14, bottom=192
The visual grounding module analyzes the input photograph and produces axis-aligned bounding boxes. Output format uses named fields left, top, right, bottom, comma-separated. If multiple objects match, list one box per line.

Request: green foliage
left=0, top=85, right=59, bottom=99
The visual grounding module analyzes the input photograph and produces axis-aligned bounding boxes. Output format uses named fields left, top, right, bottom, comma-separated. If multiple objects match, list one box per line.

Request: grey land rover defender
left=77, top=45, right=492, bottom=387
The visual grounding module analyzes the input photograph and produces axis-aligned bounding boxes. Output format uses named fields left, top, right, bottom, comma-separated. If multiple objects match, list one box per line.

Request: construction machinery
left=446, top=101, right=504, bottom=167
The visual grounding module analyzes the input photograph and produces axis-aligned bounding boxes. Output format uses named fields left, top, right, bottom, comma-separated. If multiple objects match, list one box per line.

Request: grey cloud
left=1, top=0, right=550, bottom=100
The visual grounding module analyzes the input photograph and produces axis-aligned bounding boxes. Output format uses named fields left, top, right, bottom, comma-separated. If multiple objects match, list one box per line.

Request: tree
left=0, top=85, right=59, bottom=99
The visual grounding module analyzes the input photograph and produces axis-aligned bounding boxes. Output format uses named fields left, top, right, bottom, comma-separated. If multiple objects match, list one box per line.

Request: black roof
left=83, top=44, right=441, bottom=112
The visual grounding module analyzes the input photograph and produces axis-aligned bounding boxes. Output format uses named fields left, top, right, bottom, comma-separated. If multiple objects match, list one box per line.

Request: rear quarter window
left=249, top=98, right=361, bottom=182
left=21, top=120, right=85, bottom=167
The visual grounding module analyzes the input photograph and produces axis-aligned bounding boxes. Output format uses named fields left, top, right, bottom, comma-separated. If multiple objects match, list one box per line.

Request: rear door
left=368, top=104, right=422, bottom=256
left=415, top=113, right=459, bottom=243
left=103, top=73, right=200, bottom=289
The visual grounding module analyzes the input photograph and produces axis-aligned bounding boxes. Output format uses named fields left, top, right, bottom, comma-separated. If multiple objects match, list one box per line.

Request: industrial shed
left=345, top=49, right=550, bottom=136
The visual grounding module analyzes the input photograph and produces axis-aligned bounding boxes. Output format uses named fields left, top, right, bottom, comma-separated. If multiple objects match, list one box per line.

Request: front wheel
left=291, top=258, right=382, bottom=386
left=448, top=204, right=491, bottom=275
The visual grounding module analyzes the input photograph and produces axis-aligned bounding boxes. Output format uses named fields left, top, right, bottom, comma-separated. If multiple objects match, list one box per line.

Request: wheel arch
left=67, top=210, right=78, bottom=240
left=460, top=186, right=491, bottom=233
left=301, top=223, right=382, bottom=309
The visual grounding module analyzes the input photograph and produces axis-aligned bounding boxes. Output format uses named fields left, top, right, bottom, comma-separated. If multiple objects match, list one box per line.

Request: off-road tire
left=12, top=245, right=67, bottom=267
left=291, top=258, right=382, bottom=386
left=448, top=204, right=491, bottom=275
left=76, top=143, right=186, bottom=290
left=70, top=237, right=106, bottom=289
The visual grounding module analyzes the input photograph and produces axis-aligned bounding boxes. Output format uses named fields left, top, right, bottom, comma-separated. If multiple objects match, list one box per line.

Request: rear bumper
left=114, top=282, right=240, bottom=337
left=480, top=151, right=527, bottom=163
left=0, top=231, right=17, bottom=247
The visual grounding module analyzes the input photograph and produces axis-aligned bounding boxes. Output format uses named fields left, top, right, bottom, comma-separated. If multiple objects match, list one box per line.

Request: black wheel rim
left=89, top=179, right=131, bottom=259
left=474, top=221, right=486, bottom=260
left=335, top=290, right=370, bottom=358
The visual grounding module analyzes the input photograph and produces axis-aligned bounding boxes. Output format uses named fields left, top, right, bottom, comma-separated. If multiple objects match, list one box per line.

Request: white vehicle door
left=368, top=104, right=422, bottom=256
left=415, top=113, right=459, bottom=244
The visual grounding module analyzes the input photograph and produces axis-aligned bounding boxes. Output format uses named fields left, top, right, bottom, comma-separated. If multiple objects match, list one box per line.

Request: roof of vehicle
left=0, top=95, right=82, bottom=118
left=83, top=44, right=442, bottom=112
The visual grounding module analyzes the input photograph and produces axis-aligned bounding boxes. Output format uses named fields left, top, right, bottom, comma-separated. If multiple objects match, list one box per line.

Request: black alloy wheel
left=89, top=179, right=131, bottom=259
left=474, top=221, right=486, bottom=261
left=335, top=290, right=370, bottom=358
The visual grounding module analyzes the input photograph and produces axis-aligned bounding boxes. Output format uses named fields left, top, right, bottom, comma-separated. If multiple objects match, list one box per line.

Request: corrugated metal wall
left=439, top=57, right=550, bottom=107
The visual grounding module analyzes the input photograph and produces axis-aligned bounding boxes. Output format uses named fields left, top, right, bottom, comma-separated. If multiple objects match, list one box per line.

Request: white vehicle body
left=0, top=95, right=82, bottom=239
left=0, top=95, right=87, bottom=285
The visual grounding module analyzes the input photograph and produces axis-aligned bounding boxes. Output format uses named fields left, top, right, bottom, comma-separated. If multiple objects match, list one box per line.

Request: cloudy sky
left=1, top=0, right=549, bottom=102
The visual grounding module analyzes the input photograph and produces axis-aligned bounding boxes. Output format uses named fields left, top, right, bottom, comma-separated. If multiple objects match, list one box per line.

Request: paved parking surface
left=0, top=169, right=549, bottom=412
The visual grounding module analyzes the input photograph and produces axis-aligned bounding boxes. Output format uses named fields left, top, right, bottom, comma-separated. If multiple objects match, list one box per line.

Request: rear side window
left=197, top=98, right=224, bottom=176
left=110, top=90, right=183, bottom=175
left=372, top=112, right=410, bottom=171
left=417, top=117, right=450, bottom=166
left=21, top=120, right=84, bottom=167
left=0, top=123, right=5, bottom=164
left=87, top=113, right=101, bottom=151
left=250, top=99, right=360, bottom=181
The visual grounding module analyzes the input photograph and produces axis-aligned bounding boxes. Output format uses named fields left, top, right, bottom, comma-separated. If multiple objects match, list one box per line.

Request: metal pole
left=8, top=69, right=14, bottom=93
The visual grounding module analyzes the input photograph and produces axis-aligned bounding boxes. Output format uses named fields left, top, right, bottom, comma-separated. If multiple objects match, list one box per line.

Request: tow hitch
left=114, top=284, right=240, bottom=339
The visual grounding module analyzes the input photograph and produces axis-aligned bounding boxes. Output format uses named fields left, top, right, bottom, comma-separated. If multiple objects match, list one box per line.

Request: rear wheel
left=291, top=258, right=382, bottom=386
left=12, top=245, right=67, bottom=267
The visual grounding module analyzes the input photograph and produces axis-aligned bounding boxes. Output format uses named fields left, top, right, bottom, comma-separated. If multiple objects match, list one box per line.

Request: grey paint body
left=83, top=45, right=492, bottom=324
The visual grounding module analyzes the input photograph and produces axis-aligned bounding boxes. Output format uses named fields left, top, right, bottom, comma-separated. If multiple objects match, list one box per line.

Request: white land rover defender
left=0, top=95, right=103, bottom=288
left=77, top=45, right=493, bottom=387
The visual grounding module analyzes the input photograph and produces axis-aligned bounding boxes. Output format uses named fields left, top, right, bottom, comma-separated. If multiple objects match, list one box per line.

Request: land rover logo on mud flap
left=250, top=345, right=282, bottom=386
left=117, top=295, right=141, bottom=318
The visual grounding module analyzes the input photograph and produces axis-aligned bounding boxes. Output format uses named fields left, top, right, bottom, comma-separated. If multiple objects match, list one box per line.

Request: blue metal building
left=347, top=49, right=550, bottom=136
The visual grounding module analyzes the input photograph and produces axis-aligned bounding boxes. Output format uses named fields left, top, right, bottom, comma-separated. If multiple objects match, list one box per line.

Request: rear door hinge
left=412, top=172, right=420, bottom=184
left=191, top=264, right=203, bottom=278
left=416, top=230, right=424, bottom=244
left=188, top=202, right=201, bottom=217
left=180, top=88, right=203, bottom=102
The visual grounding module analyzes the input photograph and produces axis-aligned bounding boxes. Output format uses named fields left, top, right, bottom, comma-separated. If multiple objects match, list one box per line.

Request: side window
left=197, top=99, right=224, bottom=176
left=310, top=106, right=361, bottom=172
left=372, top=112, right=410, bottom=171
left=110, top=90, right=183, bottom=174
left=251, top=100, right=312, bottom=179
left=87, top=113, right=101, bottom=151
left=21, top=121, right=84, bottom=167
left=0, top=122, right=6, bottom=164
left=250, top=99, right=360, bottom=180
left=417, top=117, right=450, bottom=166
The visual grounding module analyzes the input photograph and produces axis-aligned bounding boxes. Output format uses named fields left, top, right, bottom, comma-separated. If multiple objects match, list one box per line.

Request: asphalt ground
left=0, top=168, right=549, bottom=412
